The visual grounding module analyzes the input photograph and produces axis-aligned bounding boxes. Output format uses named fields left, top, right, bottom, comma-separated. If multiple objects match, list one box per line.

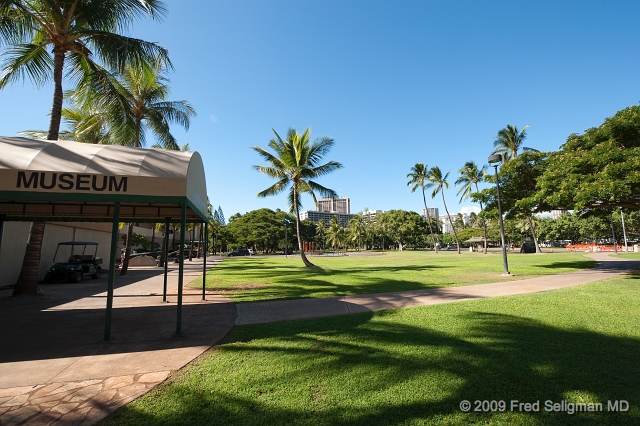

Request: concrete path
left=236, top=253, right=640, bottom=324
left=0, top=256, right=234, bottom=426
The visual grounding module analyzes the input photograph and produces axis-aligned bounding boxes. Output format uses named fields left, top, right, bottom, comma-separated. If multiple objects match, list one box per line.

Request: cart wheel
left=69, top=271, right=83, bottom=283
left=44, top=272, right=54, bottom=284
left=92, top=268, right=101, bottom=279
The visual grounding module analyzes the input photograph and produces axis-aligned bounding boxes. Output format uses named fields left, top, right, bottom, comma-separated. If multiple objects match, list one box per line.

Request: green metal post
left=202, top=221, right=207, bottom=300
left=163, top=217, right=170, bottom=302
left=176, top=205, right=186, bottom=335
left=104, top=202, right=120, bottom=341
left=0, top=215, right=5, bottom=265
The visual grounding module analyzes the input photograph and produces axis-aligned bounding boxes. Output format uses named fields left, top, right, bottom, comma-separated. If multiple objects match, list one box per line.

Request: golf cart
left=43, top=242, right=103, bottom=283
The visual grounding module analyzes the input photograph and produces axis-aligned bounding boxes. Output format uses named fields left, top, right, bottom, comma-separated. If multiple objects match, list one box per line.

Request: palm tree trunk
left=120, top=223, right=134, bottom=276
left=151, top=224, right=156, bottom=251
left=12, top=48, right=67, bottom=295
left=293, top=183, right=315, bottom=267
left=527, top=215, right=542, bottom=253
left=12, top=222, right=45, bottom=296
left=48, top=48, right=65, bottom=140
left=442, top=191, right=461, bottom=254
left=421, top=188, right=438, bottom=251
left=475, top=183, right=488, bottom=254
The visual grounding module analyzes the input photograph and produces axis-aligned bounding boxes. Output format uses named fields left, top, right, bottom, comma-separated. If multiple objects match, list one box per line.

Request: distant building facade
left=422, top=207, right=439, bottom=221
left=362, top=209, right=383, bottom=222
left=300, top=210, right=354, bottom=227
left=551, top=210, right=566, bottom=220
left=317, top=197, right=351, bottom=214
left=439, top=213, right=469, bottom=234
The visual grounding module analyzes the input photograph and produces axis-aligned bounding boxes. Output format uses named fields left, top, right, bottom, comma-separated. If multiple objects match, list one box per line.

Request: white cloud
left=209, top=114, right=218, bottom=123
left=459, top=205, right=481, bottom=215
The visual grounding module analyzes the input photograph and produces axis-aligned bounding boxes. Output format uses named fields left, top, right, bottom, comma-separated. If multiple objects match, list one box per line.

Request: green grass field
left=106, top=273, right=640, bottom=425
left=193, top=251, right=596, bottom=302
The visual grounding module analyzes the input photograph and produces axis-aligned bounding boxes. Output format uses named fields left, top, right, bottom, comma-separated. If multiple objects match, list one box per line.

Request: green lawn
left=106, top=273, right=640, bottom=425
left=613, top=253, right=640, bottom=260
left=193, top=251, right=596, bottom=302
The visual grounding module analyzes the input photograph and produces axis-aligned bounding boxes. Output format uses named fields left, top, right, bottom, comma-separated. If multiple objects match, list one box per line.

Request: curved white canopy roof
left=0, top=137, right=208, bottom=222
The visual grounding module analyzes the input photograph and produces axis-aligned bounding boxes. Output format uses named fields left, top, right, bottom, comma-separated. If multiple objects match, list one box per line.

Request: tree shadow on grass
left=105, top=307, right=640, bottom=426
left=532, top=260, right=597, bottom=270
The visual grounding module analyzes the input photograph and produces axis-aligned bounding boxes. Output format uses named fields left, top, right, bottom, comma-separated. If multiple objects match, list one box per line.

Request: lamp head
left=488, top=154, right=502, bottom=164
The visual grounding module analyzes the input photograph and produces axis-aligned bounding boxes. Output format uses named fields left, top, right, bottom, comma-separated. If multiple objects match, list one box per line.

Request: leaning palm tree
left=456, top=161, right=489, bottom=253
left=407, top=163, right=438, bottom=251
left=1, top=0, right=170, bottom=296
left=493, top=124, right=538, bottom=162
left=426, top=166, right=461, bottom=254
left=252, top=127, right=343, bottom=267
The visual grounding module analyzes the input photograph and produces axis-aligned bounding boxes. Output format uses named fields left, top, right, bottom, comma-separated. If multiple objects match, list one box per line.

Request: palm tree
left=426, top=166, right=461, bottom=254
left=2, top=0, right=169, bottom=296
left=315, top=219, right=326, bottom=251
left=347, top=214, right=365, bottom=252
left=493, top=124, right=538, bottom=162
left=326, top=216, right=345, bottom=252
left=252, top=127, right=343, bottom=267
left=19, top=97, right=113, bottom=144
left=407, top=163, right=438, bottom=251
left=90, top=61, right=195, bottom=275
left=456, top=161, right=489, bottom=253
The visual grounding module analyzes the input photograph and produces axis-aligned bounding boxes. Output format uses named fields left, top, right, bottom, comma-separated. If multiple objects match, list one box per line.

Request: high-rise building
left=317, top=197, right=350, bottom=214
left=551, top=210, right=566, bottom=220
left=422, top=207, right=439, bottom=221
left=300, top=210, right=354, bottom=227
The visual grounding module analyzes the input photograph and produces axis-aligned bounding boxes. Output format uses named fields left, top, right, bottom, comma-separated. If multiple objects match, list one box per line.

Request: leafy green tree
left=2, top=0, right=170, bottom=296
left=537, top=105, right=640, bottom=212
left=407, top=163, right=438, bottom=250
left=378, top=210, right=424, bottom=251
left=493, top=124, right=538, bottom=162
left=456, top=161, right=489, bottom=253
left=252, top=127, right=342, bottom=267
left=425, top=166, right=461, bottom=253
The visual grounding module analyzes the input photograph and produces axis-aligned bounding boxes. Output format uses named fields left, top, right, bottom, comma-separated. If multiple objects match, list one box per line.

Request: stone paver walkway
left=0, top=256, right=234, bottom=426
left=0, top=371, right=169, bottom=426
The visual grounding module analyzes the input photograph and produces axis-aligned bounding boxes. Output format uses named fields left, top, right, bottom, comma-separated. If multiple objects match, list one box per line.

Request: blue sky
left=2, top=1, right=640, bottom=219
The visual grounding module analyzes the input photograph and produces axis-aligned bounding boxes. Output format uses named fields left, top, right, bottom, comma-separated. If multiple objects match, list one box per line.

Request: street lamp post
left=488, top=154, right=510, bottom=275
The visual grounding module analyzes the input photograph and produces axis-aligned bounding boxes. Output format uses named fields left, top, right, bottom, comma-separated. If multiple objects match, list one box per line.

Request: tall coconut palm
left=456, top=161, right=489, bottom=253
left=2, top=0, right=169, bottom=296
left=425, top=166, right=461, bottom=254
left=326, top=216, right=345, bottom=252
left=252, top=127, right=343, bottom=267
left=493, top=124, right=538, bottom=162
left=83, top=60, right=195, bottom=275
left=407, top=163, right=438, bottom=251
left=347, top=214, right=365, bottom=252
left=315, top=219, right=326, bottom=251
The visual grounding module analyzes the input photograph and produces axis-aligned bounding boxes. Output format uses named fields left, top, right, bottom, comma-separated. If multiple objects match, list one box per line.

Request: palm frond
left=0, top=42, right=51, bottom=88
